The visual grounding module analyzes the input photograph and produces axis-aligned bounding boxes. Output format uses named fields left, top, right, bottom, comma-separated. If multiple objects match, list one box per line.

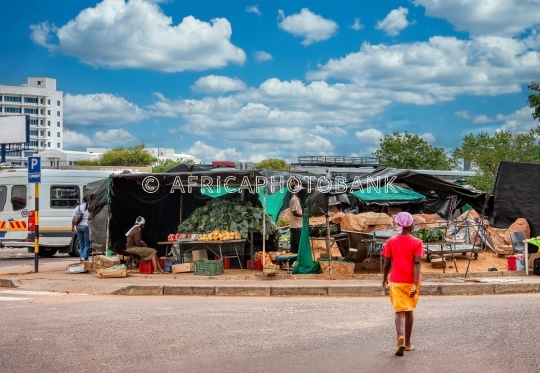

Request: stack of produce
left=278, top=230, right=291, bottom=242
left=178, top=199, right=275, bottom=238
left=198, top=230, right=241, bottom=241
left=412, top=228, right=446, bottom=242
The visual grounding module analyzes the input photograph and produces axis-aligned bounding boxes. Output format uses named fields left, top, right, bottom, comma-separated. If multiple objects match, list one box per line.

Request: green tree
left=453, top=126, right=540, bottom=192
left=373, top=131, right=455, bottom=170
left=152, top=158, right=194, bottom=173
left=528, top=81, right=540, bottom=121
left=76, top=144, right=158, bottom=166
left=253, top=158, right=289, bottom=170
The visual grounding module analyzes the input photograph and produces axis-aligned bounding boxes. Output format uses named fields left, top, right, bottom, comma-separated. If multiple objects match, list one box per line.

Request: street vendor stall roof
left=351, top=185, right=425, bottom=205
left=345, top=167, right=489, bottom=212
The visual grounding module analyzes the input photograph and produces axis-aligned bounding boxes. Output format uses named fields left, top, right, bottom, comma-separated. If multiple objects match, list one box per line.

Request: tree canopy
left=76, top=144, right=158, bottom=166
left=253, top=158, right=289, bottom=170
left=152, top=158, right=194, bottom=173
left=453, top=126, right=540, bottom=192
left=372, top=131, right=455, bottom=170
left=528, top=81, right=540, bottom=121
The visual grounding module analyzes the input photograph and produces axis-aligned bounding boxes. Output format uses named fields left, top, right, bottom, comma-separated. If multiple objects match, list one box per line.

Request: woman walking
left=71, top=196, right=90, bottom=261
left=382, top=212, right=424, bottom=356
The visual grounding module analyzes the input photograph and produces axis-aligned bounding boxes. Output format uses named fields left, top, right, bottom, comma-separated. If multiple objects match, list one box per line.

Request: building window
left=37, top=81, right=41, bottom=86
left=40, top=131, right=45, bottom=136
left=30, top=130, right=38, bottom=136
left=47, top=121, right=51, bottom=126
left=30, top=119, right=38, bottom=125
left=30, top=141, right=38, bottom=147
left=0, top=96, right=2, bottom=102
left=4, top=96, right=22, bottom=102
left=57, top=143, right=60, bottom=148
left=0, top=107, right=2, bottom=113
left=47, top=131, right=50, bottom=136
left=40, top=109, right=44, bottom=115
left=40, top=141, right=45, bottom=147
left=40, top=120, right=44, bottom=126
left=40, top=98, right=44, bottom=104
left=47, top=99, right=50, bottom=105
left=48, top=142, right=51, bottom=147
left=24, top=97, right=38, bottom=104
left=47, top=110, right=50, bottom=115
left=57, top=100, right=60, bottom=106
left=50, top=186, right=80, bottom=208
left=24, top=108, right=38, bottom=114
left=57, top=111, right=60, bottom=117
left=57, top=132, right=60, bottom=138
left=57, top=122, right=61, bottom=127
left=11, top=185, right=27, bottom=211
left=5, top=107, right=22, bottom=113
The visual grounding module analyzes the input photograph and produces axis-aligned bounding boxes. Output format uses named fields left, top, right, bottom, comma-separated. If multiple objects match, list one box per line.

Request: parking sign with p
left=28, top=156, right=41, bottom=183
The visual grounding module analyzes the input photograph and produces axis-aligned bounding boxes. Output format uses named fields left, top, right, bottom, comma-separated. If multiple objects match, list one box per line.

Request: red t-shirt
left=382, top=235, right=424, bottom=284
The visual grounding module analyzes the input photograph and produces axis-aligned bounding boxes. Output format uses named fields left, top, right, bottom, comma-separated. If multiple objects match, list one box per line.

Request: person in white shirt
left=289, top=191, right=303, bottom=254
left=71, top=196, right=90, bottom=261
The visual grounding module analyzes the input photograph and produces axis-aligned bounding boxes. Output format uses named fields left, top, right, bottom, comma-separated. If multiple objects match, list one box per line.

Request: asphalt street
left=0, top=247, right=74, bottom=268
left=0, top=293, right=539, bottom=373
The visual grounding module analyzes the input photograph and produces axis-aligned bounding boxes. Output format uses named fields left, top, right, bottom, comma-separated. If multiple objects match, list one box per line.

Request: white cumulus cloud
left=246, top=5, right=261, bottom=16
left=191, top=76, right=247, bottom=94
left=308, top=36, right=540, bottom=104
left=187, top=141, right=241, bottom=162
left=63, top=129, right=93, bottom=149
left=351, top=17, right=364, bottom=31
left=63, top=128, right=139, bottom=150
left=64, top=93, right=148, bottom=126
left=472, top=115, right=493, bottom=124
left=375, top=7, right=411, bottom=36
left=93, top=128, right=139, bottom=145
left=420, top=132, right=436, bottom=143
left=414, top=0, right=540, bottom=37
left=253, top=51, right=273, bottom=62
left=278, top=8, right=338, bottom=46
left=355, top=128, right=383, bottom=144
left=496, top=106, right=537, bottom=132
left=454, top=110, right=470, bottom=119
left=30, top=0, right=245, bottom=72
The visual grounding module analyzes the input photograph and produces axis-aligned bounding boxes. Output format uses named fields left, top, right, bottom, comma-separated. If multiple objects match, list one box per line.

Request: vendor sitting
left=125, top=216, right=164, bottom=274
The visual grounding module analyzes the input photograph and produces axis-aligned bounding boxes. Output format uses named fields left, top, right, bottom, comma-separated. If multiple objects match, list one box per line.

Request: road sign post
left=28, top=157, right=41, bottom=273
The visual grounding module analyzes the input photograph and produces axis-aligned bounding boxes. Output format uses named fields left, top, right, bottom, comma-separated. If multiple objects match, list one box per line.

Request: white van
left=0, top=168, right=116, bottom=257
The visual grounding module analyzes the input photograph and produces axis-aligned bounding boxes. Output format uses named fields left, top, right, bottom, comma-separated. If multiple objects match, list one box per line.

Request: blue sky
left=2, top=0, right=539, bottom=164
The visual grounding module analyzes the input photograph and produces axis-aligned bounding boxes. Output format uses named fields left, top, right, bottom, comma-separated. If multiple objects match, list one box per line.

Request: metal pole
left=325, top=194, right=332, bottom=280
left=262, top=190, right=266, bottom=265
left=34, top=183, right=39, bottom=273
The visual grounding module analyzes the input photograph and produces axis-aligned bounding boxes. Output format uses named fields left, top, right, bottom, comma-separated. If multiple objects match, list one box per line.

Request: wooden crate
left=494, top=245, right=514, bottom=257
left=431, top=257, right=446, bottom=268
left=96, top=268, right=127, bottom=278
left=319, top=261, right=355, bottom=275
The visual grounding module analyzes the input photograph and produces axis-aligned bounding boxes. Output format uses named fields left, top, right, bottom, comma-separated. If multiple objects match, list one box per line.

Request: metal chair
left=510, top=231, right=527, bottom=253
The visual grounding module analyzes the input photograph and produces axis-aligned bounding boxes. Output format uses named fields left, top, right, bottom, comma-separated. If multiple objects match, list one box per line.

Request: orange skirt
left=389, top=283, right=421, bottom=312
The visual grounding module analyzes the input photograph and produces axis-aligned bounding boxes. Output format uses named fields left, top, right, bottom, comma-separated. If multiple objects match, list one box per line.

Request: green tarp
left=292, top=213, right=322, bottom=275
left=351, top=185, right=425, bottom=203
left=200, top=186, right=240, bottom=198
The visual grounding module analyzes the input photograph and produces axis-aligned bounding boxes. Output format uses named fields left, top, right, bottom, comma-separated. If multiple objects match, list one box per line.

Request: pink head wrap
left=395, top=212, right=414, bottom=233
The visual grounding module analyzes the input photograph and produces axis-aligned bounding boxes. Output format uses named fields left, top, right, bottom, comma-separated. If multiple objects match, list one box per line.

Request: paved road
left=0, top=293, right=539, bottom=373
left=0, top=247, right=74, bottom=268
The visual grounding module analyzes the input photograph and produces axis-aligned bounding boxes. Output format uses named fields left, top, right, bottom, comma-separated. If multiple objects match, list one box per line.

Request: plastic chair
left=510, top=231, right=526, bottom=253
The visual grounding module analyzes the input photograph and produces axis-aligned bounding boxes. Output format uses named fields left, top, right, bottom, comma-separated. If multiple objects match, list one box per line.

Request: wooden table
left=423, top=240, right=467, bottom=273
left=157, top=239, right=246, bottom=269
left=310, top=233, right=351, bottom=259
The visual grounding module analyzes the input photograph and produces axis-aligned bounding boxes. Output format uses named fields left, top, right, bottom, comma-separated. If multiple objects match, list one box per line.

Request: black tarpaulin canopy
left=86, top=169, right=325, bottom=255
left=344, top=167, right=489, bottom=213
left=488, top=161, right=540, bottom=236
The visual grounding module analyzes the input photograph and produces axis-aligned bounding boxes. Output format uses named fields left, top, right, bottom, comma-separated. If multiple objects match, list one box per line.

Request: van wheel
left=39, top=248, right=58, bottom=257
left=68, top=236, right=80, bottom=257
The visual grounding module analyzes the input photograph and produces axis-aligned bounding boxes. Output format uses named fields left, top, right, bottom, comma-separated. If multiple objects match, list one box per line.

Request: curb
left=0, top=278, right=20, bottom=288
left=110, top=282, right=540, bottom=297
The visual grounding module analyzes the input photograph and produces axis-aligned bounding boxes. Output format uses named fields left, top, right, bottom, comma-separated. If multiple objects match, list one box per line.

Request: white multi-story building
left=0, top=77, right=63, bottom=165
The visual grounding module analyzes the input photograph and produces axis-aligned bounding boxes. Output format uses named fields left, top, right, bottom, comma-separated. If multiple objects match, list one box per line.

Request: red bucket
left=507, top=255, right=517, bottom=271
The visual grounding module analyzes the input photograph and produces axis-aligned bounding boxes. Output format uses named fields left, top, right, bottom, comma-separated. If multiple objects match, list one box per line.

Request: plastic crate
left=164, top=260, right=180, bottom=273
left=247, top=260, right=263, bottom=270
left=139, top=260, right=153, bottom=274
left=193, top=259, right=224, bottom=276
left=216, top=257, right=231, bottom=269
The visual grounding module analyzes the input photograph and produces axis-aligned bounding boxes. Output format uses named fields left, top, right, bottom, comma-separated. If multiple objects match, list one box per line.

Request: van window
left=11, top=185, right=27, bottom=211
left=0, top=185, right=7, bottom=212
left=50, top=186, right=80, bottom=208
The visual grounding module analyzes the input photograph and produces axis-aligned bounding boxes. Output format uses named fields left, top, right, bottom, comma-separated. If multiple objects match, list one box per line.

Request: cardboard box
left=192, top=249, right=208, bottom=261
left=528, top=253, right=540, bottom=269
left=96, top=268, right=127, bottom=278
left=172, top=262, right=193, bottom=273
